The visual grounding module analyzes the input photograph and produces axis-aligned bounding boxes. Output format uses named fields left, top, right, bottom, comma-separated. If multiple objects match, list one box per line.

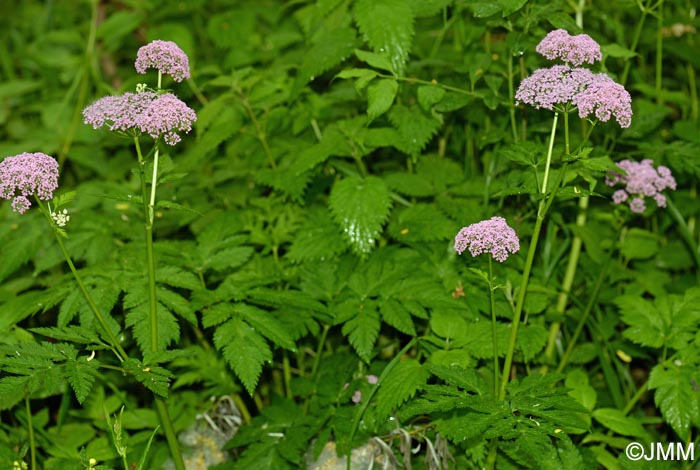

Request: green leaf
left=565, top=369, right=597, bottom=411
left=64, top=357, right=99, bottom=404
left=648, top=362, right=700, bottom=441
left=0, top=376, right=29, bottom=410
left=375, top=359, right=429, bottom=419
left=354, top=0, right=414, bottom=75
left=430, top=310, right=468, bottom=341
left=29, top=325, right=103, bottom=346
left=379, top=299, right=416, bottom=335
left=602, top=43, right=637, bottom=59
left=384, top=172, right=434, bottom=197
left=367, top=79, right=398, bottom=122
left=233, top=303, right=297, bottom=351
left=592, top=408, right=649, bottom=439
left=287, top=208, right=347, bottom=261
left=354, top=49, right=395, bottom=74
left=122, top=359, right=172, bottom=397
left=425, top=364, right=488, bottom=394
left=288, top=127, right=352, bottom=175
left=329, top=175, right=392, bottom=256
left=208, top=246, right=254, bottom=271
left=615, top=295, right=666, bottom=348
left=620, top=228, right=658, bottom=260
left=417, top=85, right=446, bottom=111
left=214, top=318, right=272, bottom=395
left=125, top=302, right=180, bottom=359
left=293, top=27, right=357, bottom=95
left=340, top=302, right=380, bottom=362
left=388, top=104, right=442, bottom=156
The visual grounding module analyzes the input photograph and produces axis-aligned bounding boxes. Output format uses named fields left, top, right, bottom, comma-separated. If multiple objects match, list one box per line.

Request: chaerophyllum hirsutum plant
left=0, top=40, right=196, bottom=470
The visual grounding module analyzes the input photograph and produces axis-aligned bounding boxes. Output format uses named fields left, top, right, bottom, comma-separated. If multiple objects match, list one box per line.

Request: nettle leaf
left=340, top=301, right=380, bottom=362
left=329, top=175, right=392, bottom=256
left=388, top=104, right=443, bottom=156
left=287, top=208, right=347, bottom=262
left=214, top=317, right=272, bottom=395
left=367, top=79, right=398, bottom=122
left=648, top=362, right=700, bottom=441
left=293, top=26, right=357, bottom=95
left=64, top=357, right=99, bottom=404
left=375, top=359, right=429, bottom=419
left=354, top=0, right=414, bottom=75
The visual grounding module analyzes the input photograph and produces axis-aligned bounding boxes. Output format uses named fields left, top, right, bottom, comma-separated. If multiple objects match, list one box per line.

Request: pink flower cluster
left=454, top=216, right=520, bottom=262
left=83, top=40, right=196, bottom=146
left=83, top=92, right=196, bottom=145
left=536, top=29, right=602, bottom=66
left=606, top=159, right=676, bottom=213
left=135, top=40, right=190, bottom=82
left=516, top=29, right=632, bottom=128
left=0, top=152, right=59, bottom=214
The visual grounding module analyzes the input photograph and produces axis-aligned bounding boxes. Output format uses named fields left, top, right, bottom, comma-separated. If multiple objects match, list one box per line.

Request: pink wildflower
left=0, top=152, right=59, bottom=214
left=606, top=159, right=676, bottom=213
left=135, top=40, right=190, bottom=82
left=352, top=390, right=362, bottom=404
left=137, top=93, right=197, bottom=146
left=367, top=375, right=378, bottom=385
left=515, top=65, right=594, bottom=111
left=574, top=74, right=632, bottom=128
left=83, top=91, right=157, bottom=133
left=536, top=29, right=602, bottom=66
left=454, top=216, right=520, bottom=262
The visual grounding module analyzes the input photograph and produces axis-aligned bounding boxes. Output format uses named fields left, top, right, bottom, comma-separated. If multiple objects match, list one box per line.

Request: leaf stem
left=488, top=257, right=499, bottom=396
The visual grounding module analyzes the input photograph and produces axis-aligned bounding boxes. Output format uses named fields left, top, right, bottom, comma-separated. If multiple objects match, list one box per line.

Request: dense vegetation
left=1, top=1, right=699, bottom=469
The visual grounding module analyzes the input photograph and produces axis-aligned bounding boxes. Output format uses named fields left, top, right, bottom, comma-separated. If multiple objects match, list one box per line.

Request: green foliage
left=1, top=0, right=698, bottom=468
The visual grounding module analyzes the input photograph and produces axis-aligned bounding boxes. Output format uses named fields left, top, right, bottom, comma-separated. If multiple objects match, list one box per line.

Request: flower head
left=135, top=40, right=190, bottom=82
left=0, top=152, right=59, bottom=214
left=606, top=159, right=676, bottom=213
left=516, top=65, right=594, bottom=111
left=351, top=390, right=362, bottom=404
left=83, top=91, right=157, bottom=133
left=454, top=216, right=520, bottom=262
left=574, top=74, right=632, bottom=128
left=536, top=29, right=602, bottom=66
left=137, top=93, right=197, bottom=145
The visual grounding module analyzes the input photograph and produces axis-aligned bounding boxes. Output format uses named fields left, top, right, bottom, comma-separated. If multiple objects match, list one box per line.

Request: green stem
left=376, top=72, right=475, bottom=96
left=655, top=0, right=664, bottom=105
left=488, top=257, right=499, bottom=396
left=38, top=200, right=127, bottom=362
left=666, top=197, right=700, bottom=272
left=556, top=258, right=610, bottom=373
left=620, top=5, right=648, bottom=86
left=499, top=113, right=558, bottom=400
left=133, top=139, right=185, bottom=470
left=507, top=53, right=519, bottom=143
left=25, top=395, right=36, bottom=470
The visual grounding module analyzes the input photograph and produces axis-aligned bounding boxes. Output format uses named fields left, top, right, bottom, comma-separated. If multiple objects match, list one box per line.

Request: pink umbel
left=135, top=40, right=190, bottom=82
left=454, top=216, right=520, bottom=262
left=0, top=152, right=59, bottom=214
left=536, top=29, right=602, bottom=66
left=606, top=159, right=676, bottom=213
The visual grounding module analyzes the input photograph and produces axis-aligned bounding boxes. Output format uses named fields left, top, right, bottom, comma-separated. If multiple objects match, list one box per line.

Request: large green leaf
left=329, top=175, right=392, bottom=256
left=648, top=362, right=700, bottom=441
left=367, top=79, right=398, bottom=122
left=375, top=359, right=429, bottom=419
left=340, top=302, right=380, bottom=362
left=354, top=0, right=414, bottom=75
left=214, top=317, right=272, bottom=395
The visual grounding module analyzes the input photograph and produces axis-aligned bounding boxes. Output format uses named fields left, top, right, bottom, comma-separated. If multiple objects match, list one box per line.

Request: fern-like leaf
left=379, top=299, right=416, bottom=335
left=375, top=359, right=429, bottom=419
left=64, top=357, right=99, bottom=404
left=354, top=0, right=414, bottom=75
left=329, top=175, right=392, bottom=256
left=340, top=302, right=380, bottom=362
left=214, top=317, right=272, bottom=395
left=122, top=359, right=173, bottom=397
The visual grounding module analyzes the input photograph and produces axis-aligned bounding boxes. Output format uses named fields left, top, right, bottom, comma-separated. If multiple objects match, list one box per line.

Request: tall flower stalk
left=82, top=39, right=195, bottom=470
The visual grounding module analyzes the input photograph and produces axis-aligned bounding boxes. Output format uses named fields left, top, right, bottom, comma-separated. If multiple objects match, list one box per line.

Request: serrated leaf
left=233, top=303, right=297, bottom=351
left=335, top=67, right=379, bottom=81
left=388, top=104, right=442, bottom=156
left=289, top=128, right=352, bottom=175
left=255, top=167, right=312, bottom=203
left=125, top=302, right=180, bottom=359
left=122, top=359, right=172, bottom=397
left=417, top=85, right=446, bottom=111
left=156, top=266, right=201, bottom=291
left=30, top=326, right=103, bottom=346
left=293, top=27, right=357, bottom=95
left=380, top=299, right=416, bottom=335
left=384, top=172, right=434, bottom=197
left=353, top=49, right=394, bottom=74
left=287, top=208, right=347, bottom=261
left=214, top=318, right=272, bottom=395
left=375, top=359, right=429, bottom=419
left=247, top=287, right=328, bottom=313
left=620, top=228, right=658, bottom=260
left=0, top=376, right=29, bottom=409
left=354, top=0, right=414, bottom=75
left=329, top=175, right=392, bottom=256
left=648, top=363, right=699, bottom=441
left=65, top=357, right=99, bottom=404
left=615, top=295, right=666, bottom=348
left=367, top=79, right=398, bottom=122
left=208, top=246, right=254, bottom=271
left=341, top=302, right=380, bottom=362
left=425, top=364, right=487, bottom=394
